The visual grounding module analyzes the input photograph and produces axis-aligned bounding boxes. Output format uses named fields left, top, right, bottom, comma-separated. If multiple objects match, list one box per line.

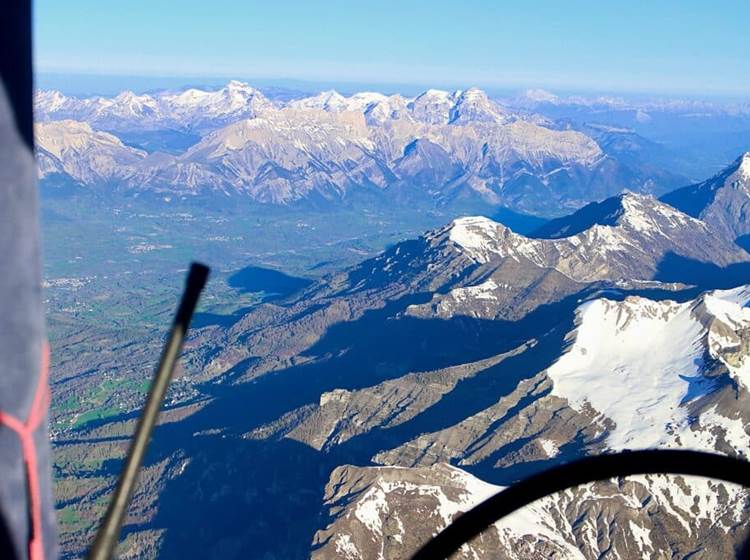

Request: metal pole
left=87, top=262, right=209, bottom=560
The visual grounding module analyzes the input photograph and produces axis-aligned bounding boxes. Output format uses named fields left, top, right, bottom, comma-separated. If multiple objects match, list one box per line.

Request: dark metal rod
left=87, top=262, right=209, bottom=560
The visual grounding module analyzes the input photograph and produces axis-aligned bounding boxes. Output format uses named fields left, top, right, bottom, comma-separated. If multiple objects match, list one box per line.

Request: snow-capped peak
left=450, top=87, right=508, bottom=124
left=414, top=89, right=454, bottom=101
left=288, top=90, right=348, bottom=112
left=219, top=80, right=262, bottom=103
left=349, top=91, right=388, bottom=105
left=288, top=90, right=395, bottom=116
left=226, top=79, right=254, bottom=91
left=737, top=152, right=750, bottom=181
left=618, top=192, right=702, bottom=234
left=446, top=216, right=550, bottom=266
left=447, top=216, right=511, bottom=262
left=456, top=87, right=488, bottom=100
left=113, top=90, right=140, bottom=101
left=534, top=192, right=703, bottom=241
left=316, top=90, right=346, bottom=107
left=408, top=89, right=457, bottom=124
left=35, top=89, right=69, bottom=112
left=522, top=88, right=559, bottom=103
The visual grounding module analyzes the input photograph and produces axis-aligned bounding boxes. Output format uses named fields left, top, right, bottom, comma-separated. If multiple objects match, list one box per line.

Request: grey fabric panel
left=0, top=82, right=42, bottom=418
left=0, top=76, right=58, bottom=559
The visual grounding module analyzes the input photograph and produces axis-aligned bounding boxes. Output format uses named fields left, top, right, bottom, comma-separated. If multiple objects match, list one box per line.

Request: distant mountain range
left=35, top=81, right=692, bottom=216
left=510, top=88, right=750, bottom=116
left=508, top=89, right=750, bottom=181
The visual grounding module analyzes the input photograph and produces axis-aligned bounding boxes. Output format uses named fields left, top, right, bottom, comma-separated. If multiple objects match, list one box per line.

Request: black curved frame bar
left=411, top=450, right=750, bottom=560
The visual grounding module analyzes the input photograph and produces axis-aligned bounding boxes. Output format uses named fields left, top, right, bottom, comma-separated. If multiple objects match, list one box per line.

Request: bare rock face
left=662, top=152, right=750, bottom=242
left=34, top=82, right=689, bottom=214
left=35, top=120, right=146, bottom=184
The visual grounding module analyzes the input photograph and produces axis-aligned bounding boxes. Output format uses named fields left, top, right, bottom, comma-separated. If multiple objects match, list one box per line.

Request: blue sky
left=35, top=0, right=749, bottom=96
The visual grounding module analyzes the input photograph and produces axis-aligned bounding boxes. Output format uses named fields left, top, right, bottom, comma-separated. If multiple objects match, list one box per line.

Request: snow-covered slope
left=549, top=287, right=750, bottom=451
left=313, top=464, right=587, bottom=560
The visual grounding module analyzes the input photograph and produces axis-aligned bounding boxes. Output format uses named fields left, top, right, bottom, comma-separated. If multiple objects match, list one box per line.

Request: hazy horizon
left=35, top=0, right=749, bottom=98
left=36, top=70, right=750, bottom=103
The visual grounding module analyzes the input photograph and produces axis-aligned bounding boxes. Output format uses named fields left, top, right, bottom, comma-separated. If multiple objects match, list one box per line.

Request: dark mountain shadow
left=593, top=283, right=706, bottom=304
left=177, top=291, right=572, bottom=434
left=191, top=309, right=255, bottom=329
left=296, top=288, right=590, bottom=379
left=193, top=265, right=321, bottom=328
left=529, top=196, right=624, bottom=239
left=489, top=207, right=547, bottom=235
left=125, top=435, right=332, bottom=560
left=228, top=265, right=313, bottom=300
left=735, top=235, right=750, bottom=254
left=655, top=252, right=750, bottom=289
left=116, top=129, right=201, bottom=155
left=659, top=158, right=739, bottom=218
left=469, top=431, right=599, bottom=487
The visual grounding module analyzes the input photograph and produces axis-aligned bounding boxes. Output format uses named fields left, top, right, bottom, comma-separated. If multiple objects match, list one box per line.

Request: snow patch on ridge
left=548, top=291, right=750, bottom=451
left=334, top=534, right=361, bottom=559
left=444, top=195, right=738, bottom=285
left=738, top=152, right=750, bottom=181
left=442, top=467, right=585, bottom=558
left=448, top=217, right=508, bottom=263
left=619, top=193, right=703, bottom=233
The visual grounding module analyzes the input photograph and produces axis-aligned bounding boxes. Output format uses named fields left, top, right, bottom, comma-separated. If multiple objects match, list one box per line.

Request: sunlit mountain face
left=35, top=81, right=708, bottom=217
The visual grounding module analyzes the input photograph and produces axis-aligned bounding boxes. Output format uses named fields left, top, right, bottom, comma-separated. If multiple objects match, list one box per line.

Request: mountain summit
left=444, top=192, right=746, bottom=283
left=661, top=152, right=750, bottom=243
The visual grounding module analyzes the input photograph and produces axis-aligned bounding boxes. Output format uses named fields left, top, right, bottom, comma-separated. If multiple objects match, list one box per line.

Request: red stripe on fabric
left=0, top=342, right=50, bottom=560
